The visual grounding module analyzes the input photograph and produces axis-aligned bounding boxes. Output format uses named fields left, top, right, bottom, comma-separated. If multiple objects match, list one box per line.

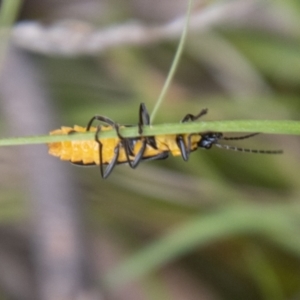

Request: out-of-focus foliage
left=1, top=0, right=300, bottom=300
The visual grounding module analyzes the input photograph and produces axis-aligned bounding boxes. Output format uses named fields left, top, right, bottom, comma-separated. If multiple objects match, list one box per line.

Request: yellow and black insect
left=48, top=103, right=283, bottom=178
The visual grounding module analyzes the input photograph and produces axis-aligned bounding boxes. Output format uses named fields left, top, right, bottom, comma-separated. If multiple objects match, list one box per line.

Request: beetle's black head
left=198, top=132, right=223, bottom=149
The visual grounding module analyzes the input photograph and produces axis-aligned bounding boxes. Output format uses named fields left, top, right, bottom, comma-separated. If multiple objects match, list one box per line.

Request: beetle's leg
left=86, top=115, right=116, bottom=131
left=181, top=108, right=208, bottom=123
left=176, top=134, right=193, bottom=161
left=176, top=108, right=208, bottom=160
left=117, top=103, right=151, bottom=169
left=94, top=125, right=120, bottom=179
left=138, top=102, right=150, bottom=134
left=131, top=103, right=153, bottom=168
left=115, top=118, right=147, bottom=169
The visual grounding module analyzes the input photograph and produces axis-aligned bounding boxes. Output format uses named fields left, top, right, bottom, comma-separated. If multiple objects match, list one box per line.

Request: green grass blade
left=0, top=120, right=298, bottom=146
left=0, top=0, right=22, bottom=27
left=0, top=0, right=23, bottom=72
left=150, top=0, right=194, bottom=123
left=105, top=203, right=300, bottom=288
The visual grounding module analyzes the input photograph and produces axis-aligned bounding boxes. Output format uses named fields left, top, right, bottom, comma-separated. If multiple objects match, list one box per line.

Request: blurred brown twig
left=11, top=0, right=268, bottom=56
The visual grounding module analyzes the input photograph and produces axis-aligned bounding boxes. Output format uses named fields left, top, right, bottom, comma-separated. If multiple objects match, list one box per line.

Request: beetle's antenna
left=214, top=143, right=283, bottom=154
left=221, top=133, right=260, bottom=141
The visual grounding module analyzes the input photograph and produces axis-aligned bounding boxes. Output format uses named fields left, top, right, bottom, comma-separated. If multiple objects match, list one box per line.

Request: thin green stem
left=0, top=0, right=23, bottom=71
left=0, top=120, right=298, bottom=147
left=0, top=0, right=22, bottom=27
left=150, top=0, right=194, bottom=123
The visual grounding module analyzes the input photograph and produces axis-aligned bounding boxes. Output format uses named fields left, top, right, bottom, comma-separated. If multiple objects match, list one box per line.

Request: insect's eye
left=198, top=132, right=222, bottom=149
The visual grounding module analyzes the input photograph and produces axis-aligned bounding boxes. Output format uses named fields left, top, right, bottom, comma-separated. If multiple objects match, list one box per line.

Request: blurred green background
left=1, top=0, right=300, bottom=299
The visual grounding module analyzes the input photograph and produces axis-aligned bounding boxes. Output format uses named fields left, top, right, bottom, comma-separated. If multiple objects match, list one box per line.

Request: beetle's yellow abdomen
left=48, top=125, right=124, bottom=165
